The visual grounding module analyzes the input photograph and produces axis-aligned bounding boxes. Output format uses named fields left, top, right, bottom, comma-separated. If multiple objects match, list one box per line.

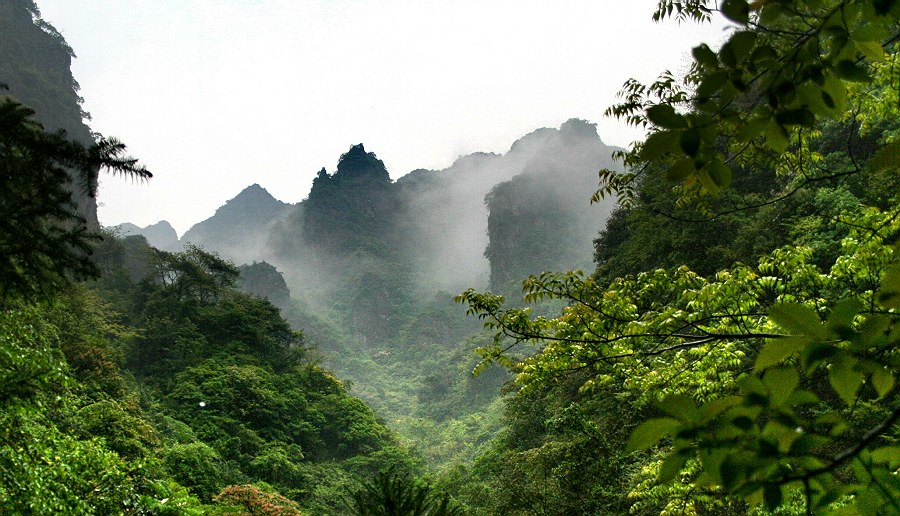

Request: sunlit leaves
left=627, top=417, right=681, bottom=453
left=599, top=0, right=899, bottom=207
left=461, top=202, right=900, bottom=512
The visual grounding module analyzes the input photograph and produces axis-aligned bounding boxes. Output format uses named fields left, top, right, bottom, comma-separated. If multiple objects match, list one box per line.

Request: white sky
left=36, top=1, right=729, bottom=236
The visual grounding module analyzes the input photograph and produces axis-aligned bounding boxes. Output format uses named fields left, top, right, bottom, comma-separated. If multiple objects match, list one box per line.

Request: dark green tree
left=0, top=94, right=150, bottom=302
left=345, top=467, right=463, bottom=516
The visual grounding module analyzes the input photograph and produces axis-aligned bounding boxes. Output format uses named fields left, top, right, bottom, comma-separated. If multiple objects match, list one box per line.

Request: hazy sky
left=36, top=1, right=728, bottom=235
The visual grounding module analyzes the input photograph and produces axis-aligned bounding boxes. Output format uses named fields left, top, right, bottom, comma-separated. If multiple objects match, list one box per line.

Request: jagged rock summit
left=333, top=143, right=390, bottom=182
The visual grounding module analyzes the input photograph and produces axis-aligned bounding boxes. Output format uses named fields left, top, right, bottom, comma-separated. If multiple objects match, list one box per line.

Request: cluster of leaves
left=454, top=1, right=899, bottom=513
left=344, top=467, right=463, bottom=516
left=597, top=0, right=899, bottom=208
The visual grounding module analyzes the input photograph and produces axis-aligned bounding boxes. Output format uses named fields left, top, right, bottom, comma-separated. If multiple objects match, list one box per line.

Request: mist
left=118, top=119, right=621, bottom=327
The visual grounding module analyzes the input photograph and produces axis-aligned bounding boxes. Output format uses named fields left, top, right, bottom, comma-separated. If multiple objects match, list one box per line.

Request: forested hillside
left=0, top=2, right=455, bottom=513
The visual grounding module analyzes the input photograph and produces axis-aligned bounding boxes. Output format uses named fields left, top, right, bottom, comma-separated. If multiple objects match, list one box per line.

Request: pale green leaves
left=626, top=417, right=681, bottom=453
left=602, top=0, right=899, bottom=207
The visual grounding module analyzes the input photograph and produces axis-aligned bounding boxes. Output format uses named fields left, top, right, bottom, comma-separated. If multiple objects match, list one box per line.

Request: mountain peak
left=559, top=118, right=600, bottom=141
left=334, top=144, right=390, bottom=182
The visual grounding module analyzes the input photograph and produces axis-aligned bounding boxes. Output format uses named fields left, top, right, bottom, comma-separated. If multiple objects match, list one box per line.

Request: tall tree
left=0, top=94, right=150, bottom=302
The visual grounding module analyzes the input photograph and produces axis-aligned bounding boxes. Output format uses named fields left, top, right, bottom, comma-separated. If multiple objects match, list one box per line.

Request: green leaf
left=720, top=455, right=748, bottom=490
left=699, top=447, right=728, bottom=484
left=680, top=127, right=701, bottom=157
left=867, top=141, right=900, bottom=174
left=738, top=115, right=770, bottom=142
left=700, top=395, right=742, bottom=422
left=775, top=107, right=815, bottom=127
left=821, top=74, right=848, bottom=112
left=765, top=118, right=790, bottom=153
left=639, top=129, right=681, bottom=161
left=870, top=367, right=894, bottom=398
left=821, top=90, right=835, bottom=109
left=697, top=70, right=728, bottom=99
left=728, top=31, right=757, bottom=62
left=721, top=0, right=750, bottom=24
left=833, top=59, right=871, bottom=82
left=666, top=157, right=696, bottom=181
left=802, top=342, right=837, bottom=371
left=797, top=83, right=839, bottom=117
left=829, top=355, right=864, bottom=406
left=785, top=389, right=819, bottom=406
left=852, top=24, right=888, bottom=41
left=658, top=449, right=691, bottom=483
left=707, top=160, right=732, bottom=188
left=758, top=3, right=782, bottom=25
left=750, top=44, right=778, bottom=64
left=769, top=303, right=824, bottom=339
left=626, top=417, right=681, bottom=452
left=826, top=299, right=862, bottom=335
left=855, top=40, right=885, bottom=61
left=657, top=394, right=700, bottom=422
left=698, top=169, right=720, bottom=193
left=871, top=446, right=900, bottom=466
left=756, top=337, right=809, bottom=369
left=876, top=285, right=900, bottom=318
left=692, top=44, right=718, bottom=67
left=763, top=367, right=799, bottom=407
left=646, top=104, right=688, bottom=129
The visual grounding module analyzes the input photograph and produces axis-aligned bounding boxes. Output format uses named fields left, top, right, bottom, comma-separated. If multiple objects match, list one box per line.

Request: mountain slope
left=180, top=183, right=291, bottom=264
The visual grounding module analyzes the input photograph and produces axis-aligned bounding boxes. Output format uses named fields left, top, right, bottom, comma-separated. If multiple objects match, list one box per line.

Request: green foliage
left=0, top=308, right=142, bottom=514
left=0, top=407, right=137, bottom=514
left=597, top=0, right=900, bottom=207
left=0, top=306, right=69, bottom=404
left=163, top=441, right=231, bottom=501
left=461, top=205, right=900, bottom=512
left=459, top=2, right=900, bottom=512
left=148, top=244, right=239, bottom=305
left=344, top=467, right=463, bottom=516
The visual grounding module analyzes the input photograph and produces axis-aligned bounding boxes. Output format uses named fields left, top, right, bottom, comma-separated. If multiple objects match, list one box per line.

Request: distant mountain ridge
left=112, top=220, right=179, bottom=251
left=110, top=118, right=623, bottom=430
left=116, top=119, right=620, bottom=304
left=180, top=183, right=291, bottom=264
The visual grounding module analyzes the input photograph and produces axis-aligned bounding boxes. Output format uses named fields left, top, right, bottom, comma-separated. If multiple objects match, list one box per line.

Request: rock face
left=484, top=119, right=618, bottom=295
left=0, top=1, right=100, bottom=228
left=180, top=184, right=291, bottom=265
left=396, top=118, right=621, bottom=294
left=238, top=261, right=291, bottom=310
